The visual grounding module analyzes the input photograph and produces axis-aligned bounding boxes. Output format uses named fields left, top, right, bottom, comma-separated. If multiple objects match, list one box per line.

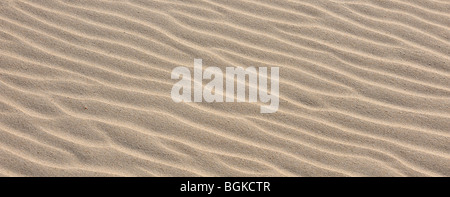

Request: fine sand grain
left=0, top=0, right=449, bottom=176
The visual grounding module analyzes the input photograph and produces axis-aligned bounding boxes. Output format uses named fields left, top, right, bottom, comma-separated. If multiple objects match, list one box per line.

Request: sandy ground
left=0, top=0, right=449, bottom=176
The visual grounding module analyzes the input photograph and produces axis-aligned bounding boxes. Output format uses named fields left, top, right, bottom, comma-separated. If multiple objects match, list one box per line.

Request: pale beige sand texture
left=0, top=0, right=449, bottom=176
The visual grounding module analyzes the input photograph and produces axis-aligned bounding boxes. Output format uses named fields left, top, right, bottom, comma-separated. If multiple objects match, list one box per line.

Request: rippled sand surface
left=0, top=0, right=449, bottom=176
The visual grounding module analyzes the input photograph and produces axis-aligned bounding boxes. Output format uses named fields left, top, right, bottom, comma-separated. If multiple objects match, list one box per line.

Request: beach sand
left=0, top=0, right=449, bottom=176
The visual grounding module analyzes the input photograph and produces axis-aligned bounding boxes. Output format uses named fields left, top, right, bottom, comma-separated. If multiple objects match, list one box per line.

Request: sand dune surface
left=0, top=0, right=449, bottom=176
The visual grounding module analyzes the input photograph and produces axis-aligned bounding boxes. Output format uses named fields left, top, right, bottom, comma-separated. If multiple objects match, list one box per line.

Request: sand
left=0, top=0, right=449, bottom=177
